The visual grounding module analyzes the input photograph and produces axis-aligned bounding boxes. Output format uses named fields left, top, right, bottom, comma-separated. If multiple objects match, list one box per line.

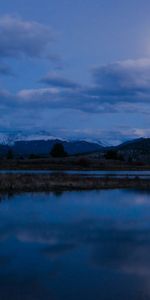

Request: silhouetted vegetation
left=7, top=149, right=14, bottom=160
left=50, top=143, right=68, bottom=158
left=105, top=150, right=124, bottom=161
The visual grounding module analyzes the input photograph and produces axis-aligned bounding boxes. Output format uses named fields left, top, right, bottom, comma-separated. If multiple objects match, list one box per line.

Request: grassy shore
left=0, top=173, right=150, bottom=193
left=0, top=158, right=150, bottom=171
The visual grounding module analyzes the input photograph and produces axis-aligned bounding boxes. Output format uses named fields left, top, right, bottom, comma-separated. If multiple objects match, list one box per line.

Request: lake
left=0, top=189, right=150, bottom=299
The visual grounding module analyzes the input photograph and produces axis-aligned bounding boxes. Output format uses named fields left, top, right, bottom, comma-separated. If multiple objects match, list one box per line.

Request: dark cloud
left=0, top=15, right=54, bottom=59
left=40, top=73, right=81, bottom=89
left=36, top=59, right=150, bottom=113
left=93, top=59, right=150, bottom=89
left=0, top=19, right=149, bottom=114
left=86, top=59, right=150, bottom=109
left=0, top=59, right=150, bottom=141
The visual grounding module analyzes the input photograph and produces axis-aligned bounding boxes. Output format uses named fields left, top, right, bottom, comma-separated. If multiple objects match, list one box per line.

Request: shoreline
left=0, top=173, right=150, bottom=193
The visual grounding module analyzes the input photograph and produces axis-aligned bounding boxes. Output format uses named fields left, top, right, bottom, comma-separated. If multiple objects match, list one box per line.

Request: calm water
left=0, top=169, right=150, bottom=179
left=0, top=190, right=150, bottom=299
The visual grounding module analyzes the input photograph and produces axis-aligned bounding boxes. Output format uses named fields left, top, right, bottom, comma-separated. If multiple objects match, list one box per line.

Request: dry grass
left=0, top=173, right=150, bottom=192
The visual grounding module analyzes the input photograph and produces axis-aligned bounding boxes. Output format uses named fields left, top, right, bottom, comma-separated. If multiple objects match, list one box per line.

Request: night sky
left=0, top=0, right=150, bottom=144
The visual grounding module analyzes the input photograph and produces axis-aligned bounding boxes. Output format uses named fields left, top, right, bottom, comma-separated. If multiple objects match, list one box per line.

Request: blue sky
left=0, top=0, right=150, bottom=144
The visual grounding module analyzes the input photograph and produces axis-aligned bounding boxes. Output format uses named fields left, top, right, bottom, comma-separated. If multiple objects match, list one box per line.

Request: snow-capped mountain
left=0, top=130, right=106, bottom=156
left=0, top=130, right=107, bottom=147
left=0, top=130, right=65, bottom=145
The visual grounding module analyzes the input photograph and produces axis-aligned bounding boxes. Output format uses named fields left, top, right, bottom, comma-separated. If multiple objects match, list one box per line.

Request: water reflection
left=0, top=190, right=149, bottom=299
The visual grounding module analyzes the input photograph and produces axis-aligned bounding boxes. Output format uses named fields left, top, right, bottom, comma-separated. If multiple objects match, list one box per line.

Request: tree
left=50, top=143, right=67, bottom=158
left=7, top=149, right=14, bottom=159
left=104, top=149, right=124, bottom=161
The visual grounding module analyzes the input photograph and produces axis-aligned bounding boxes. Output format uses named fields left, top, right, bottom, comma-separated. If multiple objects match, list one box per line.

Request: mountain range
left=0, top=130, right=105, bottom=157
left=0, top=139, right=104, bottom=157
left=0, top=131, right=150, bottom=162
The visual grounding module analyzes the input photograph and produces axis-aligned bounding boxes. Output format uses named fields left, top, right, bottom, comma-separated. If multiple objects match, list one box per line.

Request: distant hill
left=88, top=137, right=150, bottom=163
left=117, top=138, right=150, bottom=151
left=0, top=144, right=9, bottom=157
left=116, top=138, right=150, bottom=163
left=6, top=139, right=104, bottom=157
left=1, top=136, right=150, bottom=163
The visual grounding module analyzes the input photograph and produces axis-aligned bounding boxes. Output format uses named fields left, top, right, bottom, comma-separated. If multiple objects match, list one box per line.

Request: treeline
left=1, top=142, right=68, bottom=160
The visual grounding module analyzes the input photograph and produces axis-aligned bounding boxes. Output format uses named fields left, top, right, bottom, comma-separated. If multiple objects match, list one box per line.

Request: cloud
left=93, top=58, right=150, bottom=89
left=17, top=87, right=60, bottom=104
left=36, top=58, right=150, bottom=113
left=0, top=59, right=150, bottom=121
left=0, top=14, right=149, bottom=115
left=40, top=72, right=81, bottom=89
left=0, top=15, right=54, bottom=59
left=0, top=70, right=149, bottom=116
left=0, top=20, right=149, bottom=113
left=45, top=128, right=150, bottom=145
left=88, top=59, right=150, bottom=109
left=0, top=58, right=150, bottom=142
